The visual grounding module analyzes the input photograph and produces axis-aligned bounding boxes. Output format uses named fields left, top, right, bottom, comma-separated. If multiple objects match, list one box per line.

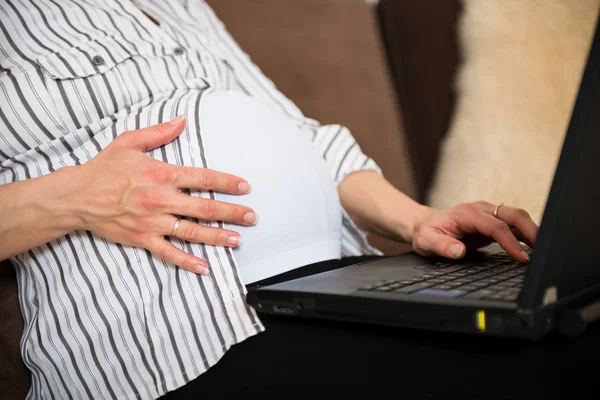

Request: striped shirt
left=0, top=1, right=382, bottom=399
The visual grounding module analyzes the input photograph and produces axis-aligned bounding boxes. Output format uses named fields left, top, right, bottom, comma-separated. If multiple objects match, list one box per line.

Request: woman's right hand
left=72, top=115, right=257, bottom=275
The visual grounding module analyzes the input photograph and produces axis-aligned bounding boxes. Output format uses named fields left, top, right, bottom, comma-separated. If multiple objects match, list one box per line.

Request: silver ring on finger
left=493, top=202, right=505, bottom=219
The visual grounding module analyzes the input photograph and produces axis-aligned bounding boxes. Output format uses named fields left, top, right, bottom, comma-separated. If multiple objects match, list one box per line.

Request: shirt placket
left=124, top=0, right=209, bottom=91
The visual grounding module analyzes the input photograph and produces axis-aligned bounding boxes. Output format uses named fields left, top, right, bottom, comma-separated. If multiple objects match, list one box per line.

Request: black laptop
left=246, top=15, right=600, bottom=341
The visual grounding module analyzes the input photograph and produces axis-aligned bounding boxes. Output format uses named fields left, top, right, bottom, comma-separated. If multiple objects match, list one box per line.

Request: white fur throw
left=427, top=0, right=600, bottom=223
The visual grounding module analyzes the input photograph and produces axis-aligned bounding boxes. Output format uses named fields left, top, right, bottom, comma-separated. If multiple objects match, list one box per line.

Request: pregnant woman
left=0, top=1, right=538, bottom=399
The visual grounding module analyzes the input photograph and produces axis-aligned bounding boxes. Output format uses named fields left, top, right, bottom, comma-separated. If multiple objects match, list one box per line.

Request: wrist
left=389, top=203, right=434, bottom=243
left=36, top=166, right=88, bottom=233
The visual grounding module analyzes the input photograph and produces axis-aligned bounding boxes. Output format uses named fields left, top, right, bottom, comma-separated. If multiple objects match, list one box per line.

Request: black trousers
left=161, top=256, right=600, bottom=399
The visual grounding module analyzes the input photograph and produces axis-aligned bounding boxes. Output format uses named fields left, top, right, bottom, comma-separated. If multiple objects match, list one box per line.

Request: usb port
left=273, top=305, right=295, bottom=315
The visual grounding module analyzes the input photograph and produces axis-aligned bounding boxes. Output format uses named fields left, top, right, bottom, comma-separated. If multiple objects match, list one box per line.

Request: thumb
left=113, top=115, right=186, bottom=152
left=417, top=231, right=466, bottom=260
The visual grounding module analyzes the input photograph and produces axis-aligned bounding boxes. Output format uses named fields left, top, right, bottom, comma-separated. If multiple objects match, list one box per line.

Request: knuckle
left=435, top=241, right=448, bottom=255
left=515, top=208, right=530, bottom=219
left=138, top=190, right=164, bottom=209
left=133, top=233, right=150, bottom=247
left=180, top=257, right=194, bottom=271
left=474, top=200, right=492, bottom=209
left=197, top=200, right=217, bottom=219
left=199, top=169, right=214, bottom=189
left=458, top=202, right=478, bottom=214
left=149, top=166, right=174, bottom=185
left=230, top=206, right=244, bottom=222
left=181, top=223, right=200, bottom=241
left=212, top=231, right=228, bottom=245
left=154, top=122, right=169, bottom=138
left=493, top=220, right=510, bottom=233
left=227, top=177, right=239, bottom=193
left=161, top=249, right=177, bottom=264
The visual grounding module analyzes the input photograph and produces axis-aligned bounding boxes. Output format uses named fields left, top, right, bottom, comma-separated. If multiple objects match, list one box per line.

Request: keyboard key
left=412, top=289, right=467, bottom=298
left=464, top=289, right=497, bottom=299
left=393, top=282, right=434, bottom=294
left=503, top=293, right=519, bottom=301
left=410, top=277, right=425, bottom=283
left=375, top=285, right=394, bottom=292
left=470, top=281, right=489, bottom=288
left=457, top=285, right=478, bottom=292
left=428, top=278, right=448, bottom=284
left=399, top=280, right=414, bottom=285
left=484, top=261, right=506, bottom=268
left=453, top=278, right=474, bottom=284
left=431, top=284, right=456, bottom=290
left=494, top=266, right=517, bottom=274
left=435, top=262, right=454, bottom=268
left=505, top=287, right=521, bottom=293
left=443, top=282, right=462, bottom=288
left=492, top=283, right=511, bottom=290
left=488, top=293, right=506, bottom=300
left=360, top=285, right=376, bottom=291
left=458, top=284, right=479, bottom=292
left=432, top=264, right=471, bottom=273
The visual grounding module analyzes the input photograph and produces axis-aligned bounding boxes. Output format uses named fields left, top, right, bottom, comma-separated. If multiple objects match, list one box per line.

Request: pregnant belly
left=199, top=91, right=342, bottom=284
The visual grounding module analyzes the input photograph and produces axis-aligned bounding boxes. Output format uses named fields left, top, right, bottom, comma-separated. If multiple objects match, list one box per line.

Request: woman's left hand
left=410, top=201, right=538, bottom=263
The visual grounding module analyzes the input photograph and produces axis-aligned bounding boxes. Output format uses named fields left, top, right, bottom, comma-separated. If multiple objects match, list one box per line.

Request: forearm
left=0, top=166, right=85, bottom=261
left=338, top=171, right=432, bottom=243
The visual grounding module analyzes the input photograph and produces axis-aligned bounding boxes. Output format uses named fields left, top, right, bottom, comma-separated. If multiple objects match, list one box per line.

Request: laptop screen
left=520, top=13, right=600, bottom=309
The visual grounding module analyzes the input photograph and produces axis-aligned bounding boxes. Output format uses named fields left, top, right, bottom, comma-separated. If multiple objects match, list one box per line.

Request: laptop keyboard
left=358, top=252, right=528, bottom=302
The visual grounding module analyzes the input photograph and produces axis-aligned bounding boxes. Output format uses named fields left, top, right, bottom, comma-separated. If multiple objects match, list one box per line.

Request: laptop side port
left=273, top=305, right=296, bottom=315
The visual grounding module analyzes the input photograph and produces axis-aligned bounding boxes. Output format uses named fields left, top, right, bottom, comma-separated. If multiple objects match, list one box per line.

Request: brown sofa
left=0, top=0, right=461, bottom=397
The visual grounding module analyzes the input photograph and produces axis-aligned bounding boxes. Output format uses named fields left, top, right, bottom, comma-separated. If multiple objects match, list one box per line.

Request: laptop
left=246, top=15, right=600, bottom=341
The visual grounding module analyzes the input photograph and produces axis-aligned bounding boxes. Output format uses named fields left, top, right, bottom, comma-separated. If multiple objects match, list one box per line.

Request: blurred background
left=207, top=0, right=600, bottom=255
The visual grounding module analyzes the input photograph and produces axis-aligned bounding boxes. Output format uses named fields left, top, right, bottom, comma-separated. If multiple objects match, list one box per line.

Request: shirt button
left=91, top=55, right=105, bottom=66
left=173, top=47, right=185, bottom=56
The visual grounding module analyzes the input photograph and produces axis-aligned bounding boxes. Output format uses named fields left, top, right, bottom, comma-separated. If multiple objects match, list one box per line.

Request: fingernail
left=227, top=235, right=243, bottom=247
left=449, top=244, right=465, bottom=258
left=238, top=182, right=251, bottom=193
left=195, top=263, right=209, bottom=275
left=521, top=250, right=531, bottom=262
left=243, top=212, right=258, bottom=225
left=169, top=114, right=185, bottom=125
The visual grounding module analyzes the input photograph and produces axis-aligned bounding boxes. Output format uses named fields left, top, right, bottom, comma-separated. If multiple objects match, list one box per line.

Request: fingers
left=167, top=193, right=258, bottom=226
left=170, top=219, right=243, bottom=247
left=171, top=166, right=252, bottom=194
left=490, top=205, right=538, bottom=246
left=112, top=115, right=187, bottom=152
left=467, top=211, right=530, bottom=263
left=148, top=237, right=210, bottom=275
left=415, top=230, right=466, bottom=260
